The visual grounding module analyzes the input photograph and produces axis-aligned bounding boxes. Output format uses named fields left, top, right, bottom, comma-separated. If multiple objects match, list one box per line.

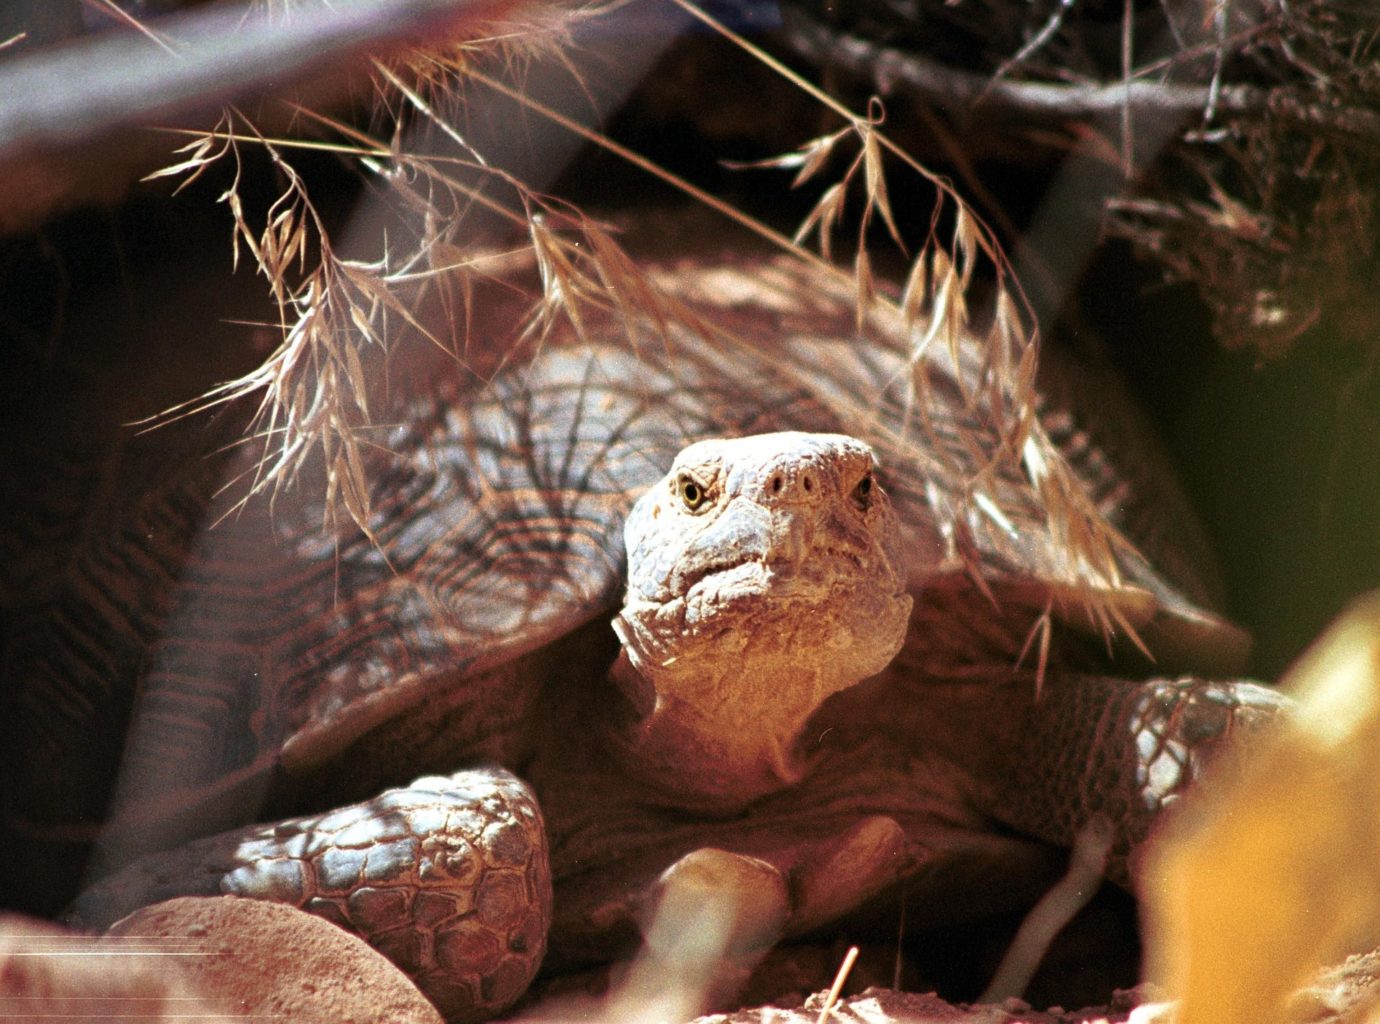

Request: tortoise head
left=611, top=432, right=913, bottom=805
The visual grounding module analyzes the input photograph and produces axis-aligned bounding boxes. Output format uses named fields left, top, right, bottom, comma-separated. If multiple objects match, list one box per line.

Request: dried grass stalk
left=132, top=0, right=1131, bottom=608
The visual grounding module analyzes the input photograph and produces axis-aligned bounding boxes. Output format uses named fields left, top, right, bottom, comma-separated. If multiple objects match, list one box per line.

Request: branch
left=775, top=5, right=1380, bottom=140
left=0, top=0, right=529, bottom=231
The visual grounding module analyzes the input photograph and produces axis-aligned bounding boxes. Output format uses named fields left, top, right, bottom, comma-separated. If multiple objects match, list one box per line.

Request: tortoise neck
left=600, top=651, right=852, bottom=809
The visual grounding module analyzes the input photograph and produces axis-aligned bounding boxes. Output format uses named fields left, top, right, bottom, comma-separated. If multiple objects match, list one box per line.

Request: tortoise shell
left=0, top=240, right=1245, bottom=912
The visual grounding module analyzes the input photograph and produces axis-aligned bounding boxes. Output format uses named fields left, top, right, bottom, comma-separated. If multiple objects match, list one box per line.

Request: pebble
left=107, top=896, right=443, bottom=1024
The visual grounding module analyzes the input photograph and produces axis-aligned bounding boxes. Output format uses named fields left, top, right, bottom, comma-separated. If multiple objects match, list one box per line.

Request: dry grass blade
left=133, top=0, right=1137, bottom=627
left=143, top=112, right=412, bottom=539
left=461, top=63, right=824, bottom=277
left=373, top=60, right=489, bottom=166
left=144, top=116, right=234, bottom=190
left=134, top=5, right=619, bottom=539
left=526, top=213, right=595, bottom=344
left=793, top=182, right=848, bottom=264
left=986, top=0, right=1079, bottom=88
left=1016, top=603, right=1055, bottom=691
left=666, top=0, right=1131, bottom=601
left=852, top=245, right=874, bottom=334
left=81, top=0, right=180, bottom=53
left=579, top=216, right=712, bottom=348
left=815, top=946, right=859, bottom=1024
left=729, top=124, right=852, bottom=189
left=859, top=121, right=903, bottom=252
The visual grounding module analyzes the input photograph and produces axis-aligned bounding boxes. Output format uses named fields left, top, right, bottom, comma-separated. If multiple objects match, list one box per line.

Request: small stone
left=106, top=896, right=442, bottom=1024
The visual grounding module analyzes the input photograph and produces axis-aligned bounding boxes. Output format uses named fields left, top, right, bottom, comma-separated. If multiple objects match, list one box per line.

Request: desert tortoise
left=0, top=244, right=1284, bottom=1021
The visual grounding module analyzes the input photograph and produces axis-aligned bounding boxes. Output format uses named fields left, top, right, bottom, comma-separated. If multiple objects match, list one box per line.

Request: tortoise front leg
left=70, top=769, right=550, bottom=1024
left=609, top=848, right=789, bottom=1021
left=990, top=675, right=1291, bottom=884
left=609, top=825, right=908, bottom=1017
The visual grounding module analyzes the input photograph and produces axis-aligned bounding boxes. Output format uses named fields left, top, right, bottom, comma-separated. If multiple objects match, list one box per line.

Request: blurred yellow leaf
left=1144, top=592, right=1380, bottom=1024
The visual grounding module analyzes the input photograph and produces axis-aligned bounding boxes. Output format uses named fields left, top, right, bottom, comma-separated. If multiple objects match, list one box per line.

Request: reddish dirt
left=106, top=896, right=443, bottom=1024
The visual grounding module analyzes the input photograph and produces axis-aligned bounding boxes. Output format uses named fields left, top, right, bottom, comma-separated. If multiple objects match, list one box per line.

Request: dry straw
left=130, top=0, right=1133, bottom=623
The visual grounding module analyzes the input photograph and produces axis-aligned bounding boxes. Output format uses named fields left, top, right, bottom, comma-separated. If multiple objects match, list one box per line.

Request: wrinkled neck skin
left=603, top=613, right=880, bottom=810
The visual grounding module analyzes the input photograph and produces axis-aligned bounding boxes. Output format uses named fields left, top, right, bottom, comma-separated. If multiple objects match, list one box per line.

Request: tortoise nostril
left=764, top=467, right=827, bottom=501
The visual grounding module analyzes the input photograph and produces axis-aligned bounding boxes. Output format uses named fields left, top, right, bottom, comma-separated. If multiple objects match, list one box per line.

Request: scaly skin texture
left=990, top=675, right=1290, bottom=881
left=72, top=771, right=549, bottom=1023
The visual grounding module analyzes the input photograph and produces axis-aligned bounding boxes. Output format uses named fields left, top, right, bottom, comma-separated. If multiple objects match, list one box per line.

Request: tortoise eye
left=677, top=474, right=708, bottom=512
left=853, top=473, right=874, bottom=508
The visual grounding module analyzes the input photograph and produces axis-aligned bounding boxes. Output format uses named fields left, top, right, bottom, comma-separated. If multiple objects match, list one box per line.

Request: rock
left=107, top=896, right=443, bottom=1024
left=0, top=912, right=227, bottom=1022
